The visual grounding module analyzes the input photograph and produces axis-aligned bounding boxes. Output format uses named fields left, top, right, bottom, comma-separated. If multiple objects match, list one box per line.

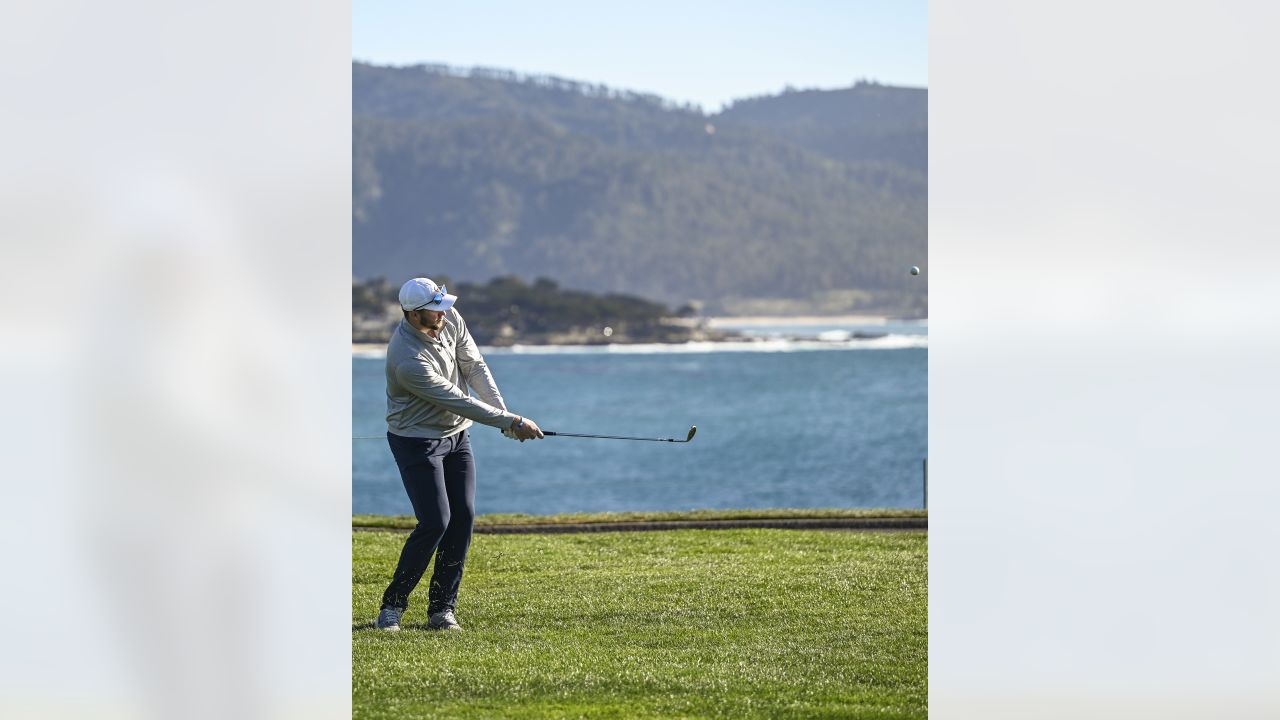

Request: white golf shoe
left=375, top=606, right=404, bottom=631
left=427, top=609, right=462, bottom=631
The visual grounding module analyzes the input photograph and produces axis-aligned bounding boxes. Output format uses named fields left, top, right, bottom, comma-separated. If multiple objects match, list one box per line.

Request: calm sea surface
left=353, top=322, right=927, bottom=515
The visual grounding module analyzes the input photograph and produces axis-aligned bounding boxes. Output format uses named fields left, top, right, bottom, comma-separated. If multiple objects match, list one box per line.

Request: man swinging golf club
left=375, top=277, right=544, bottom=632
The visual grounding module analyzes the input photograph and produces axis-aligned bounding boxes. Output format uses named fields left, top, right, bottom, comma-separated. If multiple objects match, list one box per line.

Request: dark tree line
left=353, top=275, right=701, bottom=345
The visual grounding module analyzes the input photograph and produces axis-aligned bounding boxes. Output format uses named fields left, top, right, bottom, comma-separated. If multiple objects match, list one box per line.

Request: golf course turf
left=353, top=527, right=927, bottom=719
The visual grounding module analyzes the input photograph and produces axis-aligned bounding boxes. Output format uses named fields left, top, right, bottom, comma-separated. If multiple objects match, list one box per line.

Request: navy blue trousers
left=381, top=430, right=476, bottom=613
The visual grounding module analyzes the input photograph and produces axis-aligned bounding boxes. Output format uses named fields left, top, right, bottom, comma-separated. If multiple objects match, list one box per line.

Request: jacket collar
left=399, top=318, right=442, bottom=346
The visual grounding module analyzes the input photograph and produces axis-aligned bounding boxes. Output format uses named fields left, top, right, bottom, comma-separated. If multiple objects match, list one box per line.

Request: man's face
left=417, top=309, right=445, bottom=331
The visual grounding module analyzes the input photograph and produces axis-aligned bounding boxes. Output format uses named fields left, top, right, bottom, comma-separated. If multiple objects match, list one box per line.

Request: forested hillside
left=718, top=83, right=927, bottom=172
left=353, top=63, right=926, bottom=316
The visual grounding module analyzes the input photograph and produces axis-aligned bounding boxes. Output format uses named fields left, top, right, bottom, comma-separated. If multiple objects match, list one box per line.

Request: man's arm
left=453, top=312, right=508, bottom=411
left=396, top=361, right=518, bottom=429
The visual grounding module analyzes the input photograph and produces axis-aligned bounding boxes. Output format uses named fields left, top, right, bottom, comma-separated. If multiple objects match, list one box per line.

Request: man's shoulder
left=445, top=308, right=470, bottom=340
left=386, top=323, right=411, bottom=352
left=387, top=324, right=426, bottom=362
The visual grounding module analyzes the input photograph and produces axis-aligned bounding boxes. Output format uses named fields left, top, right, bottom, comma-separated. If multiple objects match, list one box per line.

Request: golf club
left=544, top=425, right=697, bottom=443
left=352, top=426, right=698, bottom=442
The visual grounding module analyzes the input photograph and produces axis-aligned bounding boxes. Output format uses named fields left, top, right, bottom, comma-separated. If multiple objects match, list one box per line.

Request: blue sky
left=353, top=1, right=927, bottom=111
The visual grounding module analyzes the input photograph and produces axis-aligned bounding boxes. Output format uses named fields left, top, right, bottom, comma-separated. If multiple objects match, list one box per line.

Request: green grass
left=353, top=529, right=927, bottom=719
left=353, top=507, right=927, bottom=530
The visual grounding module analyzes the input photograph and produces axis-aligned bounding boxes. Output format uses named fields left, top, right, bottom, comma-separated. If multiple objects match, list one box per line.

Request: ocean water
left=353, top=322, right=927, bottom=515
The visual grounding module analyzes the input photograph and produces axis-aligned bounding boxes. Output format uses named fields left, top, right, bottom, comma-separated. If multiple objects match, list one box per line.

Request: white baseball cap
left=398, top=277, right=457, bottom=312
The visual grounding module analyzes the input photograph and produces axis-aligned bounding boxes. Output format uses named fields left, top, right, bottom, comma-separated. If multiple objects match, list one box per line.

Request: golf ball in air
left=910, top=266, right=920, bottom=276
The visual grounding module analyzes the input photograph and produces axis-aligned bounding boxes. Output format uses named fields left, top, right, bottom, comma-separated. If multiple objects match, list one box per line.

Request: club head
left=686, top=426, right=697, bottom=442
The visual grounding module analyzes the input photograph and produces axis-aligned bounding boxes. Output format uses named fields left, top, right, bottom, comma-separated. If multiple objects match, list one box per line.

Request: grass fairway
left=353, top=529, right=926, bottom=719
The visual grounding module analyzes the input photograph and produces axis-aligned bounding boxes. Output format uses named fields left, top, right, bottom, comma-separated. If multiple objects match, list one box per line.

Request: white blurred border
left=931, top=1, right=1280, bottom=718
left=1, top=2, right=350, bottom=718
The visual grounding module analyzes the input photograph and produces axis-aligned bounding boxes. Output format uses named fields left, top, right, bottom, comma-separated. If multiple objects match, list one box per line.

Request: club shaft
left=545, top=431, right=685, bottom=442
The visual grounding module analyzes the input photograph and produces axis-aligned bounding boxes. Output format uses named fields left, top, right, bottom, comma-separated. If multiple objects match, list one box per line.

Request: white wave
left=480, top=334, right=927, bottom=355
left=352, top=335, right=927, bottom=358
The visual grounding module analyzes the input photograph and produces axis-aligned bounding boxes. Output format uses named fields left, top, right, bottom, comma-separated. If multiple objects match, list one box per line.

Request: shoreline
left=354, top=508, right=927, bottom=534
left=353, top=335, right=928, bottom=356
left=356, top=517, right=926, bottom=534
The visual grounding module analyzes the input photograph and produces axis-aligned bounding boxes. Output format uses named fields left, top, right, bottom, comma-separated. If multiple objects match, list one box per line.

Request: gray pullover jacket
left=385, top=312, right=519, bottom=438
